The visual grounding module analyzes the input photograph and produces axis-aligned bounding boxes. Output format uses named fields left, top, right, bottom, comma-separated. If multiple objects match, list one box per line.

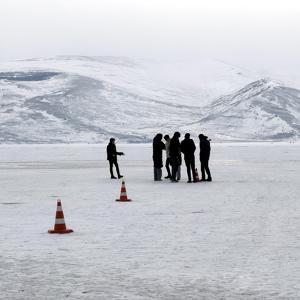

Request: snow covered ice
left=0, top=142, right=300, bottom=299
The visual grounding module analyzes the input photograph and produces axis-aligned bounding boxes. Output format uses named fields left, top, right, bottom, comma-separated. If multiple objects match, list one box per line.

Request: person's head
left=110, top=138, right=115, bottom=144
left=164, top=134, right=170, bottom=141
left=173, top=131, right=181, bottom=139
left=198, top=134, right=207, bottom=140
left=156, top=133, right=163, bottom=140
left=184, top=133, right=190, bottom=139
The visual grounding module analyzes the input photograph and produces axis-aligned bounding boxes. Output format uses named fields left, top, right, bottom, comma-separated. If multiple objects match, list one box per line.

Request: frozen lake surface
left=0, top=143, right=300, bottom=299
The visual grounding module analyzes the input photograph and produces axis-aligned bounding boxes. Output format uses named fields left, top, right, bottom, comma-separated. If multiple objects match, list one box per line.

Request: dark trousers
left=109, top=160, right=120, bottom=177
left=200, top=159, right=211, bottom=180
left=165, top=157, right=171, bottom=177
left=185, top=156, right=196, bottom=182
left=171, top=163, right=179, bottom=181
left=154, top=167, right=162, bottom=181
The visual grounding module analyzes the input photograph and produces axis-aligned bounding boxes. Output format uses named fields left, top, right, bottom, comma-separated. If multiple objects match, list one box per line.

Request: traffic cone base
left=48, top=228, right=74, bottom=234
left=116, top=198, right=132, bottom=202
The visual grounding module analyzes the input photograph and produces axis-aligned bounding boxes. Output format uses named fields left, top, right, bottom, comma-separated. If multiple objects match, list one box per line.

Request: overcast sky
left=0, top=0, right=299, bottom=75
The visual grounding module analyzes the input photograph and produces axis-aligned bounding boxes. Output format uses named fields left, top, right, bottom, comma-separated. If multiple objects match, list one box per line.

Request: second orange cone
left=116, top=180, right=132, bottom=202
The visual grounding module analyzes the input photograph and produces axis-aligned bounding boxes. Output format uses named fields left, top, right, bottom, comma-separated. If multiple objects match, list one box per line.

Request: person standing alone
left=181, top=133, right=196, bottom=183
left=106, top=138, right=124, bottom=179
left=198, top=134, right=212, bottom=181
left=152, top=133, right=165, bottom=181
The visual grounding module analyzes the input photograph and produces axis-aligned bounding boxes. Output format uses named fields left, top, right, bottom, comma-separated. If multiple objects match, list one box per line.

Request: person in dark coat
left=169, top=132, right=181, bottom=182
left=163, top=134, right=172, bottom=179
left=152, top=133, right=165, bottom=181
left=198, top=134, right=212, bottom=181
left=106, top=138, right=124, bottom=179
left=181, top=133, right=196, bottom=183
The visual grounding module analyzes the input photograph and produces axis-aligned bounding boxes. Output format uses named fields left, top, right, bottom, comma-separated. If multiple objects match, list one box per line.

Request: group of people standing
left=153, top=132, right=212, bottom=183
left=106, top=133, right=212, bottom=183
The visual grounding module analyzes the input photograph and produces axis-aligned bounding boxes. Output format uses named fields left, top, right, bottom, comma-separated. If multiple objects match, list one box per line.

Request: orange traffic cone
left=48, top=199, right=73, bottom=234
left=195, top=168, right=200, bottom=182
left=116, top=180, right=132, bottom=202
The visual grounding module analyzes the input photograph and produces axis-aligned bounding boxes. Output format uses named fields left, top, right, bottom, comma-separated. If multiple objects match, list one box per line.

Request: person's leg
left=176, top=165, right=181, bottom=181
left=113, top=161, right=121, bottom=177
left=185, top=158, right=191, bottom=182
left=158, top=168, right=162, bottom=181
left=205, top=160, right=212, bottom=180
left=109, top=160, right=115, bottom=178
left=165, top=158, right=171, bottom=178
left=154, top=167, right=159, bottom=181
left=191, top=156, right=196, bottom=181
left=172, top=163, right=179, bottom=181
left=200, top=160, right=206, bottom=180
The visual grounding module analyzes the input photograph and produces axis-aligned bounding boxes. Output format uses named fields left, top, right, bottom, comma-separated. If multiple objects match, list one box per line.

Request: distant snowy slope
left=186, top=79, right=300, bottom=140
left=0, top=56, right=258, bottom=106
left=0, top=56, right=299, bottom=143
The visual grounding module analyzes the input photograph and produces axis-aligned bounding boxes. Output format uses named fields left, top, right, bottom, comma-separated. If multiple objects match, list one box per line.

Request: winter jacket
left=153, top=136, right=165, bottom=168
left=180, top=138, right=196, bottom=159
left=107, top=143, right=123, bottom=161
left=165, top=140, right=170, bottom=158
left=169, top=136, right=181, bottom=165
left=199, top=138, right=211, bottom=161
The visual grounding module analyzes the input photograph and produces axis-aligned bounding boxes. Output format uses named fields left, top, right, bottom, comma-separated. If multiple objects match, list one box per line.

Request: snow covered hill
left=0, top=56, right=299, bottom=143
left=185, top=79, right=300, bottom=141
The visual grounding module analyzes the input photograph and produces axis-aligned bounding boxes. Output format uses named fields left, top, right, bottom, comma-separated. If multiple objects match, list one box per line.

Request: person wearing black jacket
left=152, top=133, right=165, bottom=181
left=198, top=134, right=212, bottom=181
left=169, top=132, right=181, bottom=182
left=181, top=133, right=196, bottom=183
left=106, top=138, right=124, bottom=179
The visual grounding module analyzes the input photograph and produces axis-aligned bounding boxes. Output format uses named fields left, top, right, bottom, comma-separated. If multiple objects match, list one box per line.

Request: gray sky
left=0, top=0, right=300, bottom=75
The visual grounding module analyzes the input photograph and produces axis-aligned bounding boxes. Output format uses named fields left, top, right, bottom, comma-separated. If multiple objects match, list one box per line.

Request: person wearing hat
left=106, top=138, right=124, bottom=179
left=198, top=134, right=212, bottom=181
left=181, top=133, right=197, bottom=183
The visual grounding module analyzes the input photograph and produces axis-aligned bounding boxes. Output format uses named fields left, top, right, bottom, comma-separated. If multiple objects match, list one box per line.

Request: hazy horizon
left=1, top=0, right=300, bottom=81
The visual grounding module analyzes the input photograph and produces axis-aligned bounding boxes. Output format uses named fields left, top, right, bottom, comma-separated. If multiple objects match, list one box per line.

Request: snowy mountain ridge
left=0, top=56, right=299, bottom=143
left=192, top=79, right=300, bottom=140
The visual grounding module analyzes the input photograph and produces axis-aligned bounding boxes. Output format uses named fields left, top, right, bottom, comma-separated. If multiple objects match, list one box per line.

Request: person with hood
left=163, top=134, right=172, bottom=179
left=152, top=133, right=165, bottom=181
left=181, top=133, right=196, bottom=183
left=169, top=132, right=181, bottom=182
left=106, top=138, right=124, bottom=179
left=198, top=134, right=212, bottom=181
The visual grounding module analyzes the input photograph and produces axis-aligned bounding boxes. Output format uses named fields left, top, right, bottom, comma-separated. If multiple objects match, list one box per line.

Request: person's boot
left=118, top=175, right=123, bottom=179
left=206, top=177, right=212, bottom=182
left=111, top=175, right=117, bottom=179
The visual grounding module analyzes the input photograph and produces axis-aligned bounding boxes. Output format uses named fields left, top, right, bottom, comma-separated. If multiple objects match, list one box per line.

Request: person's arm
left=116, top=150, right=124, bottom=156
left=192, top=141, right=196, bottom=153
